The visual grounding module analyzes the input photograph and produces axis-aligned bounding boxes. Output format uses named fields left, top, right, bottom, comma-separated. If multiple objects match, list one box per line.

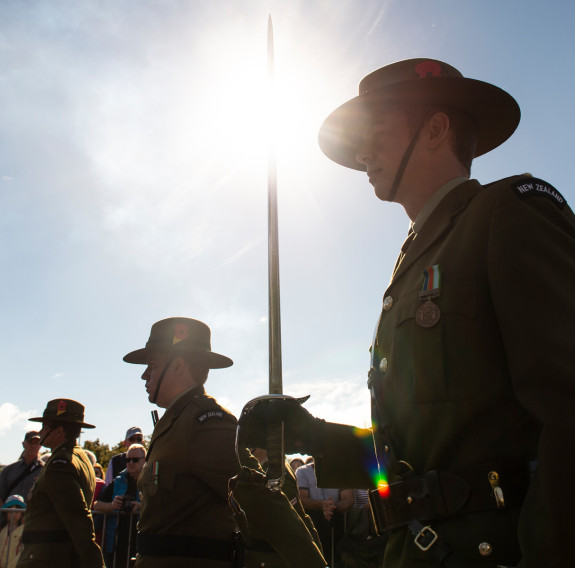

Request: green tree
left=83, top=438, right=123, bottom=470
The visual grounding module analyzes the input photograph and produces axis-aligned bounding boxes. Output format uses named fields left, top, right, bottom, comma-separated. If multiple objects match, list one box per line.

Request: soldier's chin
left=373, top=184, right=393, bottom=202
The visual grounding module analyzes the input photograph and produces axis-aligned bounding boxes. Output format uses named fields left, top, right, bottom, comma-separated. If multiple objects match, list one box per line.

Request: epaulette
left=192, top=392, right=236, bottom=425
left=482, top=174, right=567, bottom=210
left=50, top=457, right=70, bottom=467
left=510, top=175, right=567, bottom=210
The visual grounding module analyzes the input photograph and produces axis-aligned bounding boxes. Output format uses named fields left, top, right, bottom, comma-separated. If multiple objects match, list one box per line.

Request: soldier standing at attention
left=238, top=58, right=575, bottom=567
left=124, top=317, right=327, bottom=568
left=17, top=399, right=104, bottom=568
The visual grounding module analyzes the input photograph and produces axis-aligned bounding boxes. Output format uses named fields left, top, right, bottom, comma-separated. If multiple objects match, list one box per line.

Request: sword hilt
left=265, top=421, right=285, bottom=491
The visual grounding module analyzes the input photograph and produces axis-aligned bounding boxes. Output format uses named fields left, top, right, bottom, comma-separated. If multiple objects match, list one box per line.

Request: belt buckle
left=414, top=525, right=438, bottom=552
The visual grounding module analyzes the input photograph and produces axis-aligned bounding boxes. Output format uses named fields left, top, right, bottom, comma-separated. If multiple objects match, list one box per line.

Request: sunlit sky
left=1, top=0, right=573, bottom=463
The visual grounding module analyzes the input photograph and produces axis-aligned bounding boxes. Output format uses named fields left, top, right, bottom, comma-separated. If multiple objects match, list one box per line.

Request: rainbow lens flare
left=352, top=426, right=390, bottom=497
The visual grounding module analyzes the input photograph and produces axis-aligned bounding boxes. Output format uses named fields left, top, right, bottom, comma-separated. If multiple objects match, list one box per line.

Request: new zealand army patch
left=512, top=177, right=566, bottom=209
left=51, top=458, right=69, bottom=466
left=197, top=410, right=224, bottom=423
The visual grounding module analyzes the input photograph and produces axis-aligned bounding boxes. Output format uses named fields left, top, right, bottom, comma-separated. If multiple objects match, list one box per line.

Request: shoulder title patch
left=197, top=410, right=224, bottom=423
left=512, top=177, right=566, bottom=209
left=51, top=458, right=69, bottom=466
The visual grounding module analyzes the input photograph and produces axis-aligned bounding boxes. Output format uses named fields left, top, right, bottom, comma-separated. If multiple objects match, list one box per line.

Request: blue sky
left=1, top=0, right=573, bottom=463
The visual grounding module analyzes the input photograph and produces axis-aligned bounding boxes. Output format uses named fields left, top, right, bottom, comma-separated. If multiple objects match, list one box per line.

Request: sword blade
left=267, top=14, right=283, bottom=396
left=265, top=15, right=285, bottom=490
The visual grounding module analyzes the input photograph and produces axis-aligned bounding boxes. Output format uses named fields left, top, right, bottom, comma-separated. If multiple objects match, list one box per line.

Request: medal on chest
left=148, top=461, right=160, bottom=496
left=415, top=265, right=441, bottom=327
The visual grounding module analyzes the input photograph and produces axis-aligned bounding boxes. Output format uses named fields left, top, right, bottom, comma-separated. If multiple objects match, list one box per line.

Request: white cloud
left=281, top=377, right=371, bottom=429
left=0, top=403, right=35, bottom=437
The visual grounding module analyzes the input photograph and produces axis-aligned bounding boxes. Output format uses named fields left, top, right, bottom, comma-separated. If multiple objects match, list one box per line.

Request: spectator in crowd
left=0, top=433, right=43, bottom=506
left=104, top=427, right=144, bottom=487
left=83, top=450, right=106, bottom=547
left=296, top=459, right=353, bottom=567
left=0, top=495, right=25, bottom=568
left=288, top=457, right=304, bottom=472
left=337, top=489, right=387, bottom=568
left=93, top=464, right=104, bottom=481
left=83, top=451, right=106, bottom=503
left=18, top=398, right=104, bottom=568
left=94, top=444, right=144, bottom=568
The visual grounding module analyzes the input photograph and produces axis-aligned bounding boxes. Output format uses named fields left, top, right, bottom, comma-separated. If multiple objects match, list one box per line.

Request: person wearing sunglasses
left=103, top=427, right=145, bottom=487
left=93, top=444, right=145, bottom=567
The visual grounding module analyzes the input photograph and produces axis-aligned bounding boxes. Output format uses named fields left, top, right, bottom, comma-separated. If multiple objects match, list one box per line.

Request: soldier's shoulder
left=45, top=445, right=74, bottom=472
left=187, top=391, right=237, bottom=425
left=482, top=174, right=569, bottom=211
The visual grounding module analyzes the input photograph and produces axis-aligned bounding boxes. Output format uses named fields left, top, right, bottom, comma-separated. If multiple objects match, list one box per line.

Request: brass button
left=478, top=542, right=492, bottom=556
left=384, top=445, right=389, bottom=453
left=382, top=296, right=393, bottom=311
left=406, top=496, right=413, bottom=504
left=379, top=358, right=388, bottom=372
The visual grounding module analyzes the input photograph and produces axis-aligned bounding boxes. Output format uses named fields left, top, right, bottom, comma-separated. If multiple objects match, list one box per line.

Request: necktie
left=391, top=228, right=416, bottom=280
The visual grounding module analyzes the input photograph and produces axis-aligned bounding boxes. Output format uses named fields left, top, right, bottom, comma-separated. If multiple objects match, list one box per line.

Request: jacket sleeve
left=315, top=422, right=377, bottom=490
left=44, top=464, right=105, bottom=568
left=487, top=181, right=575, bottom=567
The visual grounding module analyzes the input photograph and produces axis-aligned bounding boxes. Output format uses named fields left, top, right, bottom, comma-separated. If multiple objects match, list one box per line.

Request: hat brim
left=28, top=416, right=96, bottom=429
left=318, top=77, right=520, bottom=171
left=123, top=347, right=233, bottom=369
left=2, top=501, right=26, bottom=510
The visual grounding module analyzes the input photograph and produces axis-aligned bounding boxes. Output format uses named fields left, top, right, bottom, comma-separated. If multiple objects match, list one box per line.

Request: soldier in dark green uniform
left=124, top=317, right=326, bottom=568
left=17, top=399, right=104, bottom=568
left=238, top=59, right=575, bottom=567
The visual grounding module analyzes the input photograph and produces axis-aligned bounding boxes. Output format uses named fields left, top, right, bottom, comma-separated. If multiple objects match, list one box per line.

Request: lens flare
left=352, top=426, right=389, bottom=497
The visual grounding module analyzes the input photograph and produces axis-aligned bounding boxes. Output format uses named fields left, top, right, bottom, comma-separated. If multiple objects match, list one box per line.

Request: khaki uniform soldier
left=124, top=317, right=326, bottom=568
left=17, top=399, right=104, bottom=568
left=238, top=58, right=575, bottom=567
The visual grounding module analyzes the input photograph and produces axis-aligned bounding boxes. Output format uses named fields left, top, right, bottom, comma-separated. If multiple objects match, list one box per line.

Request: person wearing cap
left=238, top=58, right=575, bottom=567
left=103, top=426, right=145, bottom=487
left=124, top=317, right=327, bottom=568
left=0, top=495, right=26, bottom=568
left=0, top=433, right=43, bottom=508
left=17, top=399, right=104, bottom=568
left=94, top=443, right=145, bottom=567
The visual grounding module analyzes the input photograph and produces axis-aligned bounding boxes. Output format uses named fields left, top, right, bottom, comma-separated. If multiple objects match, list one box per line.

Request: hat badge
left=57, top=400, right=67, bottom=416
left=172, top=323, right=189, bottom=345
left=414, top=60, right=442, bottom=78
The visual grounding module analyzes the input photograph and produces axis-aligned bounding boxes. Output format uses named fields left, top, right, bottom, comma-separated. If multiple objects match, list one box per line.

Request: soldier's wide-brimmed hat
left=318, top=58, right=521, bottom=171
left=123, top=317, right=233, bottom=369
left=29, top=399, right=95, bottom=429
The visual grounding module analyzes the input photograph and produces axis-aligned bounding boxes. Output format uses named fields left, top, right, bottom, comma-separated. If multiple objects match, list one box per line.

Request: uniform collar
left=412, top=176, right=469, bottom=234
left=391, top=179, right=481, bottom=285
left=147, top=386, right=205, bottom=456
left=166, top=385, right=205, bottom=411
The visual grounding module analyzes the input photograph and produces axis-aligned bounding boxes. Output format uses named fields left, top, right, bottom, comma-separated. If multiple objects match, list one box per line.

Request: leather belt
left=137, top=532, right=236, bottom=561
left=369, top=459, right=534, bottom=532
left=22, top=530, right=71, bottom=544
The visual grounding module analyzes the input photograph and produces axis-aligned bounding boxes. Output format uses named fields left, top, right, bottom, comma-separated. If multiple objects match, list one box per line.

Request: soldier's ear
left=426, top=111, right=450, bottom=149
left=171, top=355, right=188, bottom=376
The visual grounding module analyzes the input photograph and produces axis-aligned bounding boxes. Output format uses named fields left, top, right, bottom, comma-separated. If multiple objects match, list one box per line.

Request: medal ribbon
left=422, top=265, right=441, bottom=294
